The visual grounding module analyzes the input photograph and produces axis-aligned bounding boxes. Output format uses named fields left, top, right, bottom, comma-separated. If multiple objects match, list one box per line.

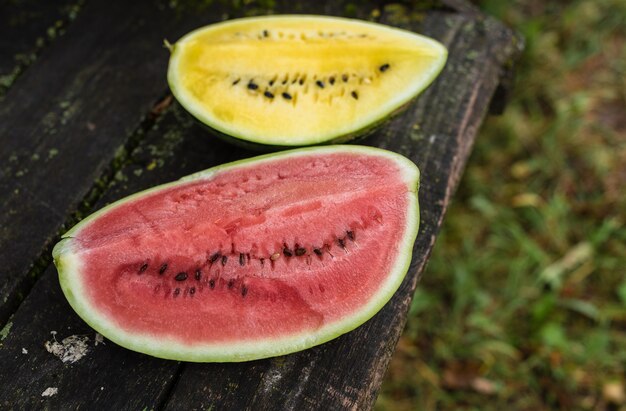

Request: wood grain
left=0, top=0, right=83, bottom=96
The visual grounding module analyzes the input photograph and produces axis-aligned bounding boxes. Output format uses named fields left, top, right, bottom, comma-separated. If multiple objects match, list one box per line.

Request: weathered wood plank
left=0, top=0, right=236, bottom=325
left=0, top=0, right=83, bottom=97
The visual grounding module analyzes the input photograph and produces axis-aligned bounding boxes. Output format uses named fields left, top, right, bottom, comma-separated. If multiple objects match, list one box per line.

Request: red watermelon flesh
left=53, top=145, right=420, bottom=362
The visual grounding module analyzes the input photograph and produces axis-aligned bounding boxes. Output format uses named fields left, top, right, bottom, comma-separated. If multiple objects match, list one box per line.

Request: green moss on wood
left=0, top=321, right=13, bottom=341
left=0, top=0, right=85, bottom=97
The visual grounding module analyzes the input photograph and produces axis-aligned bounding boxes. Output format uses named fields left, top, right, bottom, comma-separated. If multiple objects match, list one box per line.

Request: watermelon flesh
left=53, top=146, right=419, bottom=362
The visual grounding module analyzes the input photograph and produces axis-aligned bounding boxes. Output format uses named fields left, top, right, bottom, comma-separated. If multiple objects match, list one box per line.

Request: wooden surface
left=0, top=0, right=82, bottom=96
left=0, top=0, right=521, bottom=409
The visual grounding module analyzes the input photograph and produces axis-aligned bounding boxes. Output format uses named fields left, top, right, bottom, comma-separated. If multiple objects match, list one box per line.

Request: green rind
left=53, top=145, right=420, bottom=362
left=167, top=14, right=448, bottom=150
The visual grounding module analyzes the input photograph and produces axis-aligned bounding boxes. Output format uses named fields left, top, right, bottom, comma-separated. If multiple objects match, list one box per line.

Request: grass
left=376, top=0, right=626, bottom=409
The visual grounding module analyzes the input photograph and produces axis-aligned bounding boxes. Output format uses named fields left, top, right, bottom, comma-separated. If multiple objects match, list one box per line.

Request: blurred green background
left=377, top=0, right=626, bottom=409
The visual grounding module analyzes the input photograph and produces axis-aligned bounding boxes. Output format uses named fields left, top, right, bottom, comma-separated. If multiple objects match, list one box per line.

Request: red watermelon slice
left=53, top=145, right=419, bottom=362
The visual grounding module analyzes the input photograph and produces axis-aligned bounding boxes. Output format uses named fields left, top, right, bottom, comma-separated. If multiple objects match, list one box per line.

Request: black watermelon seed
left=342, top=74, right=349, bottom=82
left=313, top=248, right=322, bottom=256
left=269, top=79, right=275, bottom=86
left=174, top=288, right=180, bottom=296
left=239, top=253, right=245, bottom=266
left=263, top=29, right=269, bottom=37
left=329, top=77, right=335, bottom=85
left=232, top=78, right=240, bottom=85
left=379, top=63, right=390, bottom=72
left=351, top=91, right=359, bottom=99
left=347, top=230, right=355, bottom=241
left=227, top=279, right=235, bottom=289
left=241, top=286, right=248, bottom=297
left=190, top=287, right=196, bottom=295
left=316, top=80, right=324, bottom=88
left=295, top=247, right=306, bottom=256
left=159, top=263, right=168, bottom=274
left=338, top=238, right=346, bottom=249
left=283, top=247, right=293, bottom=257
left=175, top=272, right=188, bottom=281
left=195, top=269, right=202, bottom=281
left=210, top=252, right=221, bottom=263
left=139, top=263, right=148, bottom=273
left=264, top=91, right=274, bottom=99
left=247, top=82, right=259, bottom=90
left=282, top=92, right=292, bottom=100
left=221, top=255, right=228, bottom=266
left=299, top=79, right=304, bottom=85
left=209, top=279, right=215, bottom=289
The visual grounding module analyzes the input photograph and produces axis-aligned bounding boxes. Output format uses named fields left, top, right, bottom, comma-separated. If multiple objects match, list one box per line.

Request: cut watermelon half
left=53, top=145, right=419, bottom=362
left=167, top=15, right=447, bottom=148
